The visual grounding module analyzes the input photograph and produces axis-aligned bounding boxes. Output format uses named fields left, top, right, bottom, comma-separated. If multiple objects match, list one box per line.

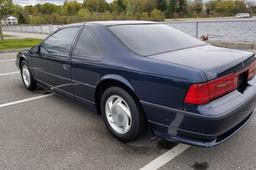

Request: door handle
left=63, top=64, right=70, bottom=70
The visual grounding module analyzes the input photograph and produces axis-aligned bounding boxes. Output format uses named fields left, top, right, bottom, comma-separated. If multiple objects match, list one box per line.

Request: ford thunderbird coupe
left=16, top=21, right=256, bottom=147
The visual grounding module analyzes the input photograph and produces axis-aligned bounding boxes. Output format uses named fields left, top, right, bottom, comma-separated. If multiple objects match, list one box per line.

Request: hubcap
left=105, top=95, right=132, bottom=134
left=22, top=65, right=31, bottom=87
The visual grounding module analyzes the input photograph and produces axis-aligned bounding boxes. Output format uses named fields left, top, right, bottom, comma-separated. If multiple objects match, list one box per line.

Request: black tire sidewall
left=101, top=87, right=142, bottom=142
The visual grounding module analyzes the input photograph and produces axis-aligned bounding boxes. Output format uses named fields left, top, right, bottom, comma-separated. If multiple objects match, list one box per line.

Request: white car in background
left=235, top=13, right=251, bottom=18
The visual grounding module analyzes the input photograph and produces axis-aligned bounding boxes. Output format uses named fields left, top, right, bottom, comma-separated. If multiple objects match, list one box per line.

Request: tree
left=142, top=0, right=157, bottom=16
left=126, top=0, right=143, bottom=15
left=214, top=0, right=247, bottom=16
left=166, top=0, right=177, bottom=17
left=205, top=0, right=217, bottom=15
left=188, top=0, right=203, bottom=14
left=0, top=0, right=15, bottom=40
left=83, top=0, right=108, bottom=13
left=251, top=6, right=256, bottom=15
left=110, top=0, right=127, bottom=13
left=77, top=8, right=91, bottom=17
left=15, top=5, right=28, bottom=24
left=117, top=0, right=127, bottom=12
left=35, top=3, right=61, bottom=15
left=234, top=1, right=247, bottom=13
left=205, top=0, right=247, bottom=16
left=177, top=0, right=188, bottom=15
left=24, top=5, right=39, bottom=16
left=151, top=9, right=165, bottom=21
left=63, top=1, right=82, bottom=15
left=156, top=0, right=167, bottom=12
left=126, top=0, right=157, bottom=16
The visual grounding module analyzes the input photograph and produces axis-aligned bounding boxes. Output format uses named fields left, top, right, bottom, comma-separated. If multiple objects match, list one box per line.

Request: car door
left=71, top=26, right=103, bottom=103
left=31, top=26, right=81, bottom=94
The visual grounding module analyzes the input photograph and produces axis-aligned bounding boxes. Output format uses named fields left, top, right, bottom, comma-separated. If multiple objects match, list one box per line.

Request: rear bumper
left=142, top=85, right=256, bottom=147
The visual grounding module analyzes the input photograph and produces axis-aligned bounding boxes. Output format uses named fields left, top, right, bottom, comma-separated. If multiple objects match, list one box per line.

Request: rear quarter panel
left=72, top=57, right=191, bottom=110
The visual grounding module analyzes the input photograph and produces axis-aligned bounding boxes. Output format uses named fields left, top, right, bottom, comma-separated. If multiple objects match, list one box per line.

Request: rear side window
left=109, top=24, right=205, bottom=56
left=73, top=28, right=102, bottom=60
left=42, top=27, right=80, bottom=56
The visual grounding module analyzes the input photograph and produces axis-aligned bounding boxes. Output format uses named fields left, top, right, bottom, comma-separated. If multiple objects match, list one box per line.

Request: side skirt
left=36, top=79, right=97, bottom=113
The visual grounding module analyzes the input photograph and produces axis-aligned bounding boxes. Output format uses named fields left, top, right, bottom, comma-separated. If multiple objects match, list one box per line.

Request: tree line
left=1, top=0, right=254, bottom=25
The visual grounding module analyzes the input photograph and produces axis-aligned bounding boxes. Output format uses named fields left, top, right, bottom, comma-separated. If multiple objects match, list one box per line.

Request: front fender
left=16, top=50, right=30, bottom=68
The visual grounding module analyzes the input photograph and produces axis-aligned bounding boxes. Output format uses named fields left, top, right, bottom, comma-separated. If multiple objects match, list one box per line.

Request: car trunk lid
left=148, top=45, right=255, bottom=80
left=148, top=45, right=256, bottom=105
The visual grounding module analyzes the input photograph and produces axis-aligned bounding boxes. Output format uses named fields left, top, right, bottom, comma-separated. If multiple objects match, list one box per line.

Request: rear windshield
left=109, top=24, right=205, bottom=56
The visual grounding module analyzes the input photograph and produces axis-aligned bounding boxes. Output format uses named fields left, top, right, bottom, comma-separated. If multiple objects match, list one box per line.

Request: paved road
left=0, top=52, right=256, bottom=170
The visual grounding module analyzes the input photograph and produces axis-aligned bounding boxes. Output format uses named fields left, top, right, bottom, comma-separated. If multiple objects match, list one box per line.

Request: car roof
left=64, top=20, right=157, bottom=28
left=89, top=20, right=157, bottom=26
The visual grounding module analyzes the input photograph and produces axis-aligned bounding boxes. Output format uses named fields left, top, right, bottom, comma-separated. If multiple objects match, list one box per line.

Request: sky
left=13, top=0, right=209, bottom=6
left=13, top=0, right=256, bottom=7
left=13, top=0, right=113, bottom=6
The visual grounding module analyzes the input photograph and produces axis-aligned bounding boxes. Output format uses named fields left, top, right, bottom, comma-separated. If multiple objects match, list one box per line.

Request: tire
left=101, top=86, right=144, bottom=142
left=20, top=60, right=37, bottom=90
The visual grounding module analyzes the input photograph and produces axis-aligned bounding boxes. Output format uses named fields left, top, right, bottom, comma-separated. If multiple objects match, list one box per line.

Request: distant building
left=1, top=16, right=18, bottom=25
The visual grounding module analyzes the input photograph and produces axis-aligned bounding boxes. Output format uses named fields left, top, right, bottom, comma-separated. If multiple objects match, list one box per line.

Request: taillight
left=248, top=60, right=256, bottom=80
left=185, top=74, right=238, bottom=105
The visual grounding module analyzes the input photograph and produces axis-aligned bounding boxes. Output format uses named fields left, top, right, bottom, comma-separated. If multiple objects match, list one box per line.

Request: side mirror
left=30, top=45, right=40, bottom=54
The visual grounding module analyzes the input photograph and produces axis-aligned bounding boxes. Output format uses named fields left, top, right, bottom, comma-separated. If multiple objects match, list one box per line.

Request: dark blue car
left=16, top=21, right=256, bottom=147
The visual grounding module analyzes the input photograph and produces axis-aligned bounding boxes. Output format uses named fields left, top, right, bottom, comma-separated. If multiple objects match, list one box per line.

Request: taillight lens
left=185, top=74, right=238, bottom=105
left=248, top=60, right=256, bottom=80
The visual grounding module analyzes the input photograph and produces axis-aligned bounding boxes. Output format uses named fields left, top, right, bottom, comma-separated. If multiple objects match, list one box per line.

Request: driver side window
left=41, top=27, right=80, bottom=56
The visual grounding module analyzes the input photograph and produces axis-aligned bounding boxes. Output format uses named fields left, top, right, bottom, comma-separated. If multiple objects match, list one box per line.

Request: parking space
left=0, top=75, right=49, bottom=104
left=0, top=52, right=16, bottom=60
left=161, top=120, right=256, bottom=170
left=0, top=53, right=40, bottom=104
left=0, top=60, right=18, bottom=75
left=0, top=52, right=255, bottom=169
left=0, top=95, right=170, bottom=169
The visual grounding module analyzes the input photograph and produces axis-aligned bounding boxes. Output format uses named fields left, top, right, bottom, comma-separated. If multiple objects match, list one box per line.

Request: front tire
left=101, top=87, right=144, bottom=142
left=20, top=60, right=37, bottom=90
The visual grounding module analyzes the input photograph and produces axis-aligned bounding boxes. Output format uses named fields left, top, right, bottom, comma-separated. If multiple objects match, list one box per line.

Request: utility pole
left=0, top=24, right=3, bottom=40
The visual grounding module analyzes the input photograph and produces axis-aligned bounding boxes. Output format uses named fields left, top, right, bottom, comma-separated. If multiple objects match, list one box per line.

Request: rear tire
left=101, top=86, right=144, bottom=142
left=20, top=60, right=37, bottom=90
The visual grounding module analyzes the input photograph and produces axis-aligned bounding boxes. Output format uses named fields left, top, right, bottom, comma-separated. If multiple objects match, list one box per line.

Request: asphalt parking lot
left=0, top=52, right=255, bottom=170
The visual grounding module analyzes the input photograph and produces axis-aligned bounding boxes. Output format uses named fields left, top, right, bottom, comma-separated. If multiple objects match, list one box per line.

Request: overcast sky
left=13, top=0, right=113, bottom=6
left=13, top=0, right=212, bottom=6
left=14, top=0, right=254, bottom=6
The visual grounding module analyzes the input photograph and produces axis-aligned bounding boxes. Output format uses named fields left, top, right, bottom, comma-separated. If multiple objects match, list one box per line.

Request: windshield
left=109, top=24, right=206, bottom=56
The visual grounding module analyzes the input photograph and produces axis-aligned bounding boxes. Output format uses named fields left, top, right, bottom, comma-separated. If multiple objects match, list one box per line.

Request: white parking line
left=0, top=94, right=54, bottom=108
left=140, top=144, right=190, bottom=170
left=0, top=71, right=19, bottom=76
left=0, top=59, right=16, bottom=63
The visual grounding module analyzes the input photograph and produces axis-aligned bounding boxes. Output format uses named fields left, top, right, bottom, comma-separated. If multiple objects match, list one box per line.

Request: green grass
left=0, top=38, right=42, bottom=50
